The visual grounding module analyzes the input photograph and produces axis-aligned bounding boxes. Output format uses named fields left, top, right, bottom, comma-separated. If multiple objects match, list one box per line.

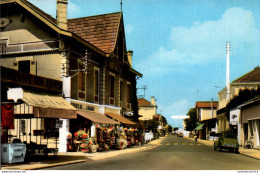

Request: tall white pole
left=226, top=42, right=230, bottom=102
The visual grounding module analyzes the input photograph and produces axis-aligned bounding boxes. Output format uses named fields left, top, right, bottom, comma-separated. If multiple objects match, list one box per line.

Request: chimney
left=56, top=0, right=68, bottom=30
left=127, top=50, right=133, bottom=67
left=151, top=96, right=156, bottom=106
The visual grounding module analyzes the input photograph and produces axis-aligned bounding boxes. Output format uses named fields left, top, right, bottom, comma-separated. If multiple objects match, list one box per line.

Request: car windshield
left=224, top=133, right=236, bottom=139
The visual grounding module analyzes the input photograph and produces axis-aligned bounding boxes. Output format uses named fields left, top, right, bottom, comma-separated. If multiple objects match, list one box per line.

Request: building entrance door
left=244, top=123, right=248, bottom=144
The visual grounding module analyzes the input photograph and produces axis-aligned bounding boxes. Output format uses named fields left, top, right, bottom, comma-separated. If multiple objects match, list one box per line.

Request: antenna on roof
left=137, top=85, right=148, bottom=98
left=120, top=0, right=123, bottom=12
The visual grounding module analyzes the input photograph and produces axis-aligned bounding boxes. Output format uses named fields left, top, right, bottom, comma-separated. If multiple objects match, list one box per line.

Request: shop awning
left=105, top=113, right=137, bottom=125
left=77, top=111, right=120, bottom=124
left=20, top=91, right=77, bottom=119
left=194, top=123, right=205, bottom=131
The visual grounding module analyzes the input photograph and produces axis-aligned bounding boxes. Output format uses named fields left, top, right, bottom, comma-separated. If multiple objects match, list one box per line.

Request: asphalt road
left=43, top=135, right=260, bottom=170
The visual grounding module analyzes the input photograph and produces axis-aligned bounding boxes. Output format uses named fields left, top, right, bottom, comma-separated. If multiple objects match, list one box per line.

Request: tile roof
left=196, top=101, right=218, bottom=108
left=68, top=12, right=122, bottom=54
left=232, top=67, right=260, bottom=83
left=138, top=98, right=152, bottom=106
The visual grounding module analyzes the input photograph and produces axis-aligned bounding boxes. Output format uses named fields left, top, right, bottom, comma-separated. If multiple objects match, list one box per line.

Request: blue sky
left=29, top=0, right=260, bottom=128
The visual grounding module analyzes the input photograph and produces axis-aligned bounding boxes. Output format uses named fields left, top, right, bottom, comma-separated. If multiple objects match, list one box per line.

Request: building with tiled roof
left=138, top=98, right=152, bottom=106
left=217, top=66, right=260, bottom=133
left=196, top=101, right=218, bottom=109
left=218, top=66, right=260, bottom=110
left=195, top=101, right=219, bottom=139
left=233, top=66, right=260, bottom=83
left=68, top=12, right=122, bottom=54
left=0, top=0, right=142, bottom=152
left=138, top=97, right=157, bottom=121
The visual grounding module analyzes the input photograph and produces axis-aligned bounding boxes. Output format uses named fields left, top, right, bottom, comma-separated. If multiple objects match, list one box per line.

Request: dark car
left=214, top=132, right=239, bottom=153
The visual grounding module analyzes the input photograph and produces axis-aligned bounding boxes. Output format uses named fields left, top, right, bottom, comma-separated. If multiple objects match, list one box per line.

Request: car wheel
left=235, top=148, right=239, bottom=154
left=219, top=147, right=222, bottom=152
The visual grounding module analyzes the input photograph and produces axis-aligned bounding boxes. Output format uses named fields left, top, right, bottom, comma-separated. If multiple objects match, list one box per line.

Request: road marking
left=181, top=142, right=186, bottom=145
left=158, top=143, right=162, bottom=145
left=196, top=143, right=201, bottom=145
left=189, top=143, right=194, bottom=145
left=165, top=143, right=171, bottom=145
left=173, top=143, right=178, bottom=145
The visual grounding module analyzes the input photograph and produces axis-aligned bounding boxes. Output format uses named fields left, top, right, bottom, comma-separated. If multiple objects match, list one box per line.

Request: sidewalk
left=1, top=137, right=166, bottom=170
left=184, top=136, right=260, bottom=160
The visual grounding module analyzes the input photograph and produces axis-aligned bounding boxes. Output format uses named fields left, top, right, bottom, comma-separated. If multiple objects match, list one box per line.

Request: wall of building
left=138, top=106, right=156, bottom=120
left=200, top=108, right=217, bottom=121
left=218, top=84, right=260, bottom=109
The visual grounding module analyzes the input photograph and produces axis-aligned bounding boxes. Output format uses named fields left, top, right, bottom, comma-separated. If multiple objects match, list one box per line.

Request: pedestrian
left=194, top=135, right=198, bottom=142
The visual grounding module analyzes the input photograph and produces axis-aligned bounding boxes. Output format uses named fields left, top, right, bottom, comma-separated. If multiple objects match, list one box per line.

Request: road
left=43, top=135, right=260, bottom=170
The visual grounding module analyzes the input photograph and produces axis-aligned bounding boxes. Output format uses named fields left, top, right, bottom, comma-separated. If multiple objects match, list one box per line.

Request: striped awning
left=105, top=113, right=137, bottom=125
left=78, top=111, right=120, bottom=125
left=16, top=91, right=77, bottom=119
left=194, top=123, right=205, bottom=131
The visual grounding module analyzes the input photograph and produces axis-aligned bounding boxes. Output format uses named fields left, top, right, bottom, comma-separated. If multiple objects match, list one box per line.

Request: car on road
left=214, top=132, right=239, bottom=153
left=177, top=132, right=184, bottom=137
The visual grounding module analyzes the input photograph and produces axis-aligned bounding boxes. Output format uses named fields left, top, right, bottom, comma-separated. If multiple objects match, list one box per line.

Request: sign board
left=55, top=120, right=63, bottom=128
left=230, top=108, right=240, bottom=125
left=231, top=121, right=238, bottom=125
left=7, top=88, right=23, bottom=102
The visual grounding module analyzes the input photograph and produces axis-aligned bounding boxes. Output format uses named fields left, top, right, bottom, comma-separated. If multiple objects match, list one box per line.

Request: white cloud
left=159, top=98, right=190, bottom=117
left=136, top=7, right=260, bottom=75
left=125, top=24, right=134, bottom=37
left=171, top=115, right=189, bottom=119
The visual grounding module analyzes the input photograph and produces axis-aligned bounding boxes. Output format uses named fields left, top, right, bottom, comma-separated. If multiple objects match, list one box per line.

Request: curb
left=22, top=159, right=87, bottom=170
left=3, top=138, right=166, bottom=170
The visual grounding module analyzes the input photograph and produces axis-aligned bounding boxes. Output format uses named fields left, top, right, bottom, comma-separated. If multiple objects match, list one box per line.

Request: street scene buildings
left=1, top=0, right=260, bottom=171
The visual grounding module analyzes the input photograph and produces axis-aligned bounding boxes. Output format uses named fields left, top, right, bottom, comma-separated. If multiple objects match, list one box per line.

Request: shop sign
left=71, top=102, right=95, bottom=111
left=230, top=108, right=240, bottom=125
left=55, top=120, right=63, bottom=128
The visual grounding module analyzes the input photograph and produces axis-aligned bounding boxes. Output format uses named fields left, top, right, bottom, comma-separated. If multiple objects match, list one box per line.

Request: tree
left=143, top=119, right=159, bottom=133
left=160, top=115, right=168, bottom=126
left=184, top=108, right=197, bottom=131
left=168, top=125, right=173, bottom=133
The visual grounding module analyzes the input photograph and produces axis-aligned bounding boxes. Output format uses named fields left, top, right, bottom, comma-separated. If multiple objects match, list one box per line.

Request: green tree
left=168, top=125, right=173, bottom=133
left=143, top=119, right=159, bottom=133
left=184, top=108, right=197, bottom=131
left=160, top=115, right=168, bottom=126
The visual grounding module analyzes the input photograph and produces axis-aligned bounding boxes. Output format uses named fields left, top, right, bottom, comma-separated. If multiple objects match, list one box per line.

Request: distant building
left=195, top=101, right=218, bottom=139
left=138, top=97, right=157, bottom=121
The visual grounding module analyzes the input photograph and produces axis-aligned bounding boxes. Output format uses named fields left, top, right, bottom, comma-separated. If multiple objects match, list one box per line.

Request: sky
left=28, top=0, right=260, bottom=128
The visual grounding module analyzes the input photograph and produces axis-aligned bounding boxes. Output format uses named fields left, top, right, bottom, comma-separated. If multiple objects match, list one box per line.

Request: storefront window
left=94, top=70, right=99, bottom=96
left=249, top=121, right=254, bottom=137
left=110, top=75, right=115, bottom=98
left=127, top=84, right=131, bottom=103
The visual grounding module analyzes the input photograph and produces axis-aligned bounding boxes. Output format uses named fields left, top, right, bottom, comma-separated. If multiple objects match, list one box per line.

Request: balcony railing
left=1, top=66, right=62, bottom=93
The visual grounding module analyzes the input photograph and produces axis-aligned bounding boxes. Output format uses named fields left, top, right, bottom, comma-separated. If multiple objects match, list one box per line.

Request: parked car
left=214, top=132, right=239, bottom=153
left=177, top=132, right=184, bottom=137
